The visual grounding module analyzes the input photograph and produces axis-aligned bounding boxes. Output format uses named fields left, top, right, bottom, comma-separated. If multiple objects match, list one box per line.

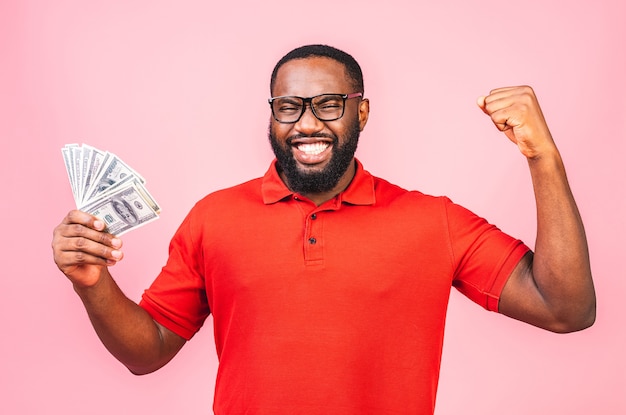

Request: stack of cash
left=62, top=144, right=161, bottom=236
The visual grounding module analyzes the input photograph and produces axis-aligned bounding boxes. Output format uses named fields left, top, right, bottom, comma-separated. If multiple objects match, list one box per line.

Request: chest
left=201, top=201, right=455, bottom=318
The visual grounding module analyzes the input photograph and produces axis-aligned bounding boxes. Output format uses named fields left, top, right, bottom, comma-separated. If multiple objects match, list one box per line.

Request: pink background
left=1, top=1, right=625, bottom=413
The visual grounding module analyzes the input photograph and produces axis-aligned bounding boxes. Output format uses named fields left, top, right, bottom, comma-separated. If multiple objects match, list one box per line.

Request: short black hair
left=270, top=44, right=364, bottom=95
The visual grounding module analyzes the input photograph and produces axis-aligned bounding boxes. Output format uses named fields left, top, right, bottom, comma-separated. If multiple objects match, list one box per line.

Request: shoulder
left=370, top=174, right=451, bottom=210
left=196, top=177, right=263, bottom=207
left=179, top=177, right=265, bottom=227
left=170, top=177, right=265, bottom=240
left=368, top=174, right=486, bottom=231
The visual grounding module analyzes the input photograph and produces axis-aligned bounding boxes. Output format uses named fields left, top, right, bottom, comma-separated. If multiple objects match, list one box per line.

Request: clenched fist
left=477, top=86, right=556, bottom=160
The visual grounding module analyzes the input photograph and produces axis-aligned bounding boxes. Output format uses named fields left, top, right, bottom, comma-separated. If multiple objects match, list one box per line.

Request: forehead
left=272, top=57, right=352, bottom=97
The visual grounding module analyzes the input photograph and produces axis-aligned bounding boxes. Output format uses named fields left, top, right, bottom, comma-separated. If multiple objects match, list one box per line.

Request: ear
left=358, top=98, right=370, bottom=131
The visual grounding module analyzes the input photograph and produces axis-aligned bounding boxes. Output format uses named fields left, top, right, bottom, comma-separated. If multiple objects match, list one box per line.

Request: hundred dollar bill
left=71, top=145, right=83, bottom=202
left=82, top=182, right=160, bottom=236
left=61, top=144, right=79, bottom=204
left=77, top=145, right=89, bottom=203
left=83, top=152, right=145, bottom=203
left=87, top=176, right=161, bottom=214
left=80, top=145, right=107, bottom=206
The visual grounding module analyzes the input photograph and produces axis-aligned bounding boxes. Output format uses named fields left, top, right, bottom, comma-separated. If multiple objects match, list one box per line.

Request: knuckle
left=74, top=236, right=88, bottom=249
left=98, top=232, right=112, bottom=245
left=71, top=223, right=86, bottom=235
left=51, top=229, right=60, bottom=245
left=99, top=245, right=111, bottom=258
left=519, top=86, right=535, bottom=101
left=66, top=209, right=80, bottom=223
left=74, top=251, right=87, bottom=264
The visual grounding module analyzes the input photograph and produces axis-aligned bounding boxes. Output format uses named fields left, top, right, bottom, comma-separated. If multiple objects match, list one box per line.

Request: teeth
left=297, top=142, right=329, bottom=155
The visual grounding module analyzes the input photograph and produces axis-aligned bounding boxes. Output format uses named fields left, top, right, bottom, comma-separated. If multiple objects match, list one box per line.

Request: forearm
left=527, top=148, right=596, bottom=330
left=74, top=269, right=177, bottom=374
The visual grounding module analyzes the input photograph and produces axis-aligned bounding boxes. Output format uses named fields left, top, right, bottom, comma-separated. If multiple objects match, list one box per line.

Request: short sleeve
left=139, top=207, right=211, bottom=340
left=444, top=199, right=530, bottom=311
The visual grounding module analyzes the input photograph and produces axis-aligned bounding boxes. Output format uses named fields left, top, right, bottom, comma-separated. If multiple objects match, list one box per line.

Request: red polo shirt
left=140, top=159, right=529, bottom=414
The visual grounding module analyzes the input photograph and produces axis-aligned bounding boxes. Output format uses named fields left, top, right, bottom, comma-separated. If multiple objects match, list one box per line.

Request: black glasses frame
left=268, top=92, right=363, bottom=124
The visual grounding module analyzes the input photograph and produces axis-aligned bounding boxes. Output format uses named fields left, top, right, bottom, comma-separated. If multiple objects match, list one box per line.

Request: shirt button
left=308, top=237, right=317, bottom=244
left=311, top=213, right=317, bottom=220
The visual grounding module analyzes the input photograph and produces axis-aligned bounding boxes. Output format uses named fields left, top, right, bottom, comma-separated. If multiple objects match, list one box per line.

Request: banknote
left=61, top=144, right=78, bottom=201
left=81, top=145, right=106, bottom=206
left=62, top=144, right=160, bottom=235
left=83, top=152, right=145, bottom=207
left=81, top=183, right=160, bottom=236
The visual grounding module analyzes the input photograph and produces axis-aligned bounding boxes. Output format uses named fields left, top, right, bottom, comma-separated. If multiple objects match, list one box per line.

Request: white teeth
left=296, top=142, right=329, bottom=155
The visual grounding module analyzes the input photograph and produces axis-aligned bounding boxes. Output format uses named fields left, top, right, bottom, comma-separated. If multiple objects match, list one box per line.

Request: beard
left=268, top=118, right=361, bottom=195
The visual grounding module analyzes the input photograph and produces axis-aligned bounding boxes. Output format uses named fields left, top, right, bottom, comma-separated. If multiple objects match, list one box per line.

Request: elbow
left=548, top=302, right=596, bottom=334
left=127, top=364, right=162, bottom=376
left=550, top=316, right=595, bottom=334
left=128, top=367, right=150, bottom=376
left=123, top=353, right=170, bottom=375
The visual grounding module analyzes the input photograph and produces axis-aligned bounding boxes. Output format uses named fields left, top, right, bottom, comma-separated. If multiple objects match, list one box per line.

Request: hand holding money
left=62, top=144, right=161, bottom=236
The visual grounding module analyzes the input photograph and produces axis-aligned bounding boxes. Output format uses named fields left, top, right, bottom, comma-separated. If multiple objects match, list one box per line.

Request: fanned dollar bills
left=62, top=144, right=161, bottom=236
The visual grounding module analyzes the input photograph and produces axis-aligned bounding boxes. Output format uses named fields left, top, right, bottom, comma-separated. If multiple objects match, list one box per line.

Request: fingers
left=477, top=88, right=517, bottom=129
left=478, top=95, right=508, bottom=131
left=480, top=85, right=535, bottom=114
left=478, top=85, right=537, bottom=131
left=477, top=85, right=556, bottom=159
left=62, top=209, right=106, bottom=231
left=57, top=210, right=123, bottom=257
left=52, top=210, right=124, bottom=284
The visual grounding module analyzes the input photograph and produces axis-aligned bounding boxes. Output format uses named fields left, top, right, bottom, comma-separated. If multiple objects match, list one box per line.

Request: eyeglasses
left=268, top=92, right=363, bottom=123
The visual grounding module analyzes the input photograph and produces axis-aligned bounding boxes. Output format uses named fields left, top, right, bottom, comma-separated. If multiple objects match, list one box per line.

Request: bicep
left=498, top=251, right=554, bottom=330
left=129, top=321, right=187, bottom=375
left=156, top=321, right=187, bottom=359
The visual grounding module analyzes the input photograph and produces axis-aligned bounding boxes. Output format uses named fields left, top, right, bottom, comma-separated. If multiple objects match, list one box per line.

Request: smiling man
left=52, top=44, right=595, bottom=414
left=267, top=51, right=369, bottom=204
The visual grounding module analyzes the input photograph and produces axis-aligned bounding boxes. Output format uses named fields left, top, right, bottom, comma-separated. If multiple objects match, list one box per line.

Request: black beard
left=268, top=119, right=360, bottom=195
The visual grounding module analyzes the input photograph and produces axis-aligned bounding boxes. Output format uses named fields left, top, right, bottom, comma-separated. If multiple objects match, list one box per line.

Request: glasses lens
left=311, top=95, right=344, bottom=121
left=271, top=96, right=304, bottom=123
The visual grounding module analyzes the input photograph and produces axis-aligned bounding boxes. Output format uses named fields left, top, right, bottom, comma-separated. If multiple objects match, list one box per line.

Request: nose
left=294, top=104, right=324, bottom=135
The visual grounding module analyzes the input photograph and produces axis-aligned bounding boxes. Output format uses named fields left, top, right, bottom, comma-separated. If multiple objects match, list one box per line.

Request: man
left=52, top=44, right=596, bottom=414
